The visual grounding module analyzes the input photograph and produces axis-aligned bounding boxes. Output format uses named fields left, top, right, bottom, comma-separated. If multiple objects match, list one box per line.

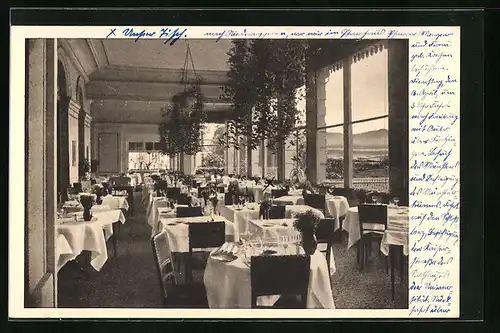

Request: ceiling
left=101, top=39, right=232, bottom=71
left=60, top=38, right=378, bottom=125
left=61, top=38, right=233, bottom=124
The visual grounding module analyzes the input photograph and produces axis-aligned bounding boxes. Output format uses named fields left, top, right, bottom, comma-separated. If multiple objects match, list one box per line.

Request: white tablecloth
left=56, top=209, right=126, bottom=272
left=273, top=195, right=303, bottom=205
left=220, top=204, right=325, bottom=241
left=151, top=204, right=190, bottom=236
left=343, top=205, right=409, bottom=254
left=204, top=248, right=335, bottom=309
left=102, top=195, right=129, bottom=211
left=238, top=181, right=265, bottom=202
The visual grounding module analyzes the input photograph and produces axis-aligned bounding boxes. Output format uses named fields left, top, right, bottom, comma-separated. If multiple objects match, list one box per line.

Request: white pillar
left=343, top=58, right=354, bottom=188
left=316, top=67, right=328, bottom=183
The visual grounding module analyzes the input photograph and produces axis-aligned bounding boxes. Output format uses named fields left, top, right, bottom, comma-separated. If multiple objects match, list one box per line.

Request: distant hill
left=326, top=129, right=388, bottom=149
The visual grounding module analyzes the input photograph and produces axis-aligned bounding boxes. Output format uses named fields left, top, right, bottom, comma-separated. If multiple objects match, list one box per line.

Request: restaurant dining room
left=24, top=37, right=409, bottom=310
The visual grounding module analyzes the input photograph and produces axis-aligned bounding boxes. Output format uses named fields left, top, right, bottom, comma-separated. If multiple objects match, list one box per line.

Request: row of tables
left=56, top=193, right=130, bottom=273
left=143, top=175, right=409, bottom=308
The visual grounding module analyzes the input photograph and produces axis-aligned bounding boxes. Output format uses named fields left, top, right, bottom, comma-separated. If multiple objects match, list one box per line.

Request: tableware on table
left=393, top=197, right=400, bottom=206
left=262, top=223, right=274, bottom=227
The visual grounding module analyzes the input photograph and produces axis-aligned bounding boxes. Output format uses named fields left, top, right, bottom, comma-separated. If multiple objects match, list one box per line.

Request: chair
left=177, top=193, right=191, bottom=206
left=165, top=187, right=182, bottom=200
left=332, top=187, right=350, bottom=198
left=303, top=194, right=326, bottom=214
left=357, top=204, right=388, bottom=270
left=186, top=222, right=226, bottom=284
left=250, top=255, right=311, bottom=308
left=271, top=189, right=289, bottom=199
left=269, top=205, right=286, bottom=219
left=72, top=182, right=83, bottom=192
left=176, top=206, right=203, bottom=218
left=109, top=176, right=132, bottom=187
left=151, top=232, right=176, bottom=306
left=224, top=193, right=235, bottom=206
left=315, top=218, right=336, bottom=281
left=216, top=186, right=225, bottom=194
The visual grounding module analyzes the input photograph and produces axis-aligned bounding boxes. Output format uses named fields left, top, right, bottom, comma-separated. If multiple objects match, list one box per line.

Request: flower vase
left=79, top=194, right=94, bottom=222
left=301, top=231, right=318, bottom=255
left=83, top=207, right=93, bottom=221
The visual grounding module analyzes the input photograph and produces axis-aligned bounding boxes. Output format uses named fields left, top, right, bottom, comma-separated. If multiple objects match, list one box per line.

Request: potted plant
left=293, top=210, right=321, bottom=255
left=78, top=193, right=95, bottom=221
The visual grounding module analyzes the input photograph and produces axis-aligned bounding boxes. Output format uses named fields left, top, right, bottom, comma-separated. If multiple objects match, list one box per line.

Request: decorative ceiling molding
left=58, top=39, right=90, bottom=83
left=86, top=80, right=225, bottom=102
left=89, top=65, right=228, bottom=84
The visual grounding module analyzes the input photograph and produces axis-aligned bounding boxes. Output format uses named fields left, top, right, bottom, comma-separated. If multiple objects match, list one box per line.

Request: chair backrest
left=177, top=193, right=191, bottom=206
left=109, top=176, right=131, bottom=186
left=315, top=218, right=336, bottom=243
left=271, top=189, right=289, bottom=198
left=73, top=182, right=83, bottom=192
left=165, top=187, right=181, bottom=200
left=224, top=193, right=234, bottom=206
left=303, top=194, right=326, bottom=211
left=188, top=222, right=226, bottom=251
left=332, top=187, right=350, bottom=198
left=357, top=204, right=388, bottom=231
left=151, top=232, right=174, bottom=300
left=250, top=255, right=310, bottom=308
left=269, top=205, right=286, bottom=219
left=176, top=206, right=203, bottom=218
left=216, top=186, right=225, bottom=193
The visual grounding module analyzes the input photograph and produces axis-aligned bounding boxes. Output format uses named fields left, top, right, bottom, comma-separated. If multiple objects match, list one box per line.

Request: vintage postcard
left=10, top=24, right=460, bottom=319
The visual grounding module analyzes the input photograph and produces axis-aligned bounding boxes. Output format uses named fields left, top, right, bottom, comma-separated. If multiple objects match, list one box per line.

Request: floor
left=57, top=192, right=408, bottom=309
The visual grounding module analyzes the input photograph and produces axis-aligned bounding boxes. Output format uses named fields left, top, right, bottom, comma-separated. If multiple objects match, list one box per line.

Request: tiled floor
left=57, top=193, right=408, bottom=309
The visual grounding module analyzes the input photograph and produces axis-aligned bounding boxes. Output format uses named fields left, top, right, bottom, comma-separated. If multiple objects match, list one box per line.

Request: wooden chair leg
left=390, top=247, right=395, bottom=300
left=399, top=247, right=404, bottom=283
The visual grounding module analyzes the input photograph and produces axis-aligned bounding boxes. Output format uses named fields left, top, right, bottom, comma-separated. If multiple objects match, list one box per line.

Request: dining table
left=159, top=215, right=235, bottom=284
left=273, top=195, right=349, bottom=230
left=343, top=205, right=409, bottom=253
left=203, top=244, right=336, bottom=309
left=55, top=209, right=126, bottom=273
left=220, top=204, right=325, bottom=241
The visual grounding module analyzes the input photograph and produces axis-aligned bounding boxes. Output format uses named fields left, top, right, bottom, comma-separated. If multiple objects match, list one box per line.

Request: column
left=387, top=40, right=409, bottom=203
left=305, top=66, right=318, bottom=184
left=260, top=140, right=267, bottom=178
left=183, top=153, right=193, bottom=175
left=251, top=145, right=260, bottom=177
left=25, top=38, right=57, bottom=307
left=316, top=67, right=328, bottom=184
left=343, top=58, right=354, bottom=188
left=284, top=136, right=295, bottom=180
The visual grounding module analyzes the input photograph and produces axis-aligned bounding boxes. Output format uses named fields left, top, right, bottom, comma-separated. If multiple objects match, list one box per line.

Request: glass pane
left=145, top=142, right=154, bottom=151
left=128, top=151, right=168, bottom=171
left=154, top=142, right=161, bottom=151
left=295, top=85, right=306, bottom=127
left=128, top=142, right=136, bottom=151
left=323, top=127, right=344, bottom=185
left=350, top=45, right=389, bottom=121
left=285, top=129, right=307, bottom=182
left=351, top=118, right=389, bottom=192
left=324, top=66, right=344, bottom=127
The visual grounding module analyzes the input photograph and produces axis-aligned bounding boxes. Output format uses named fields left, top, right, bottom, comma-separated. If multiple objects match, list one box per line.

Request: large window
left=319, top=42, right=389, bottom=191
left=195, top=123, right=226, bottom=172
left=128, top=141, right=169, bottom=171
left=285, top=85, right=307, bottom=180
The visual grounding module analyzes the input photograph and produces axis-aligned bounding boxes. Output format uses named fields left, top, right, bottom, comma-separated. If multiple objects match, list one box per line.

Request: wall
left=68, top=100, right=79, bottom=184
left=25, top=38, right=56, bottom=307
left=92, top=123, right=160, bottom=174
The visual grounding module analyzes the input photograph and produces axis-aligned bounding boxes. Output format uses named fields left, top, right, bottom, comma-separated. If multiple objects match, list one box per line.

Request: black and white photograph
left=24, top=37, right=410, bottom=310
left=12, top=21, right=464, bottom=320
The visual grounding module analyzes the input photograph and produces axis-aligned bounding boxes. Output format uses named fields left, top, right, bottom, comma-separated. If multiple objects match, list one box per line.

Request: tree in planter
left=159, top=43, right=207, bottom=171
left=222, top=39, right=309, bottom=179
left=220, top=40, right=261, bottom=176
